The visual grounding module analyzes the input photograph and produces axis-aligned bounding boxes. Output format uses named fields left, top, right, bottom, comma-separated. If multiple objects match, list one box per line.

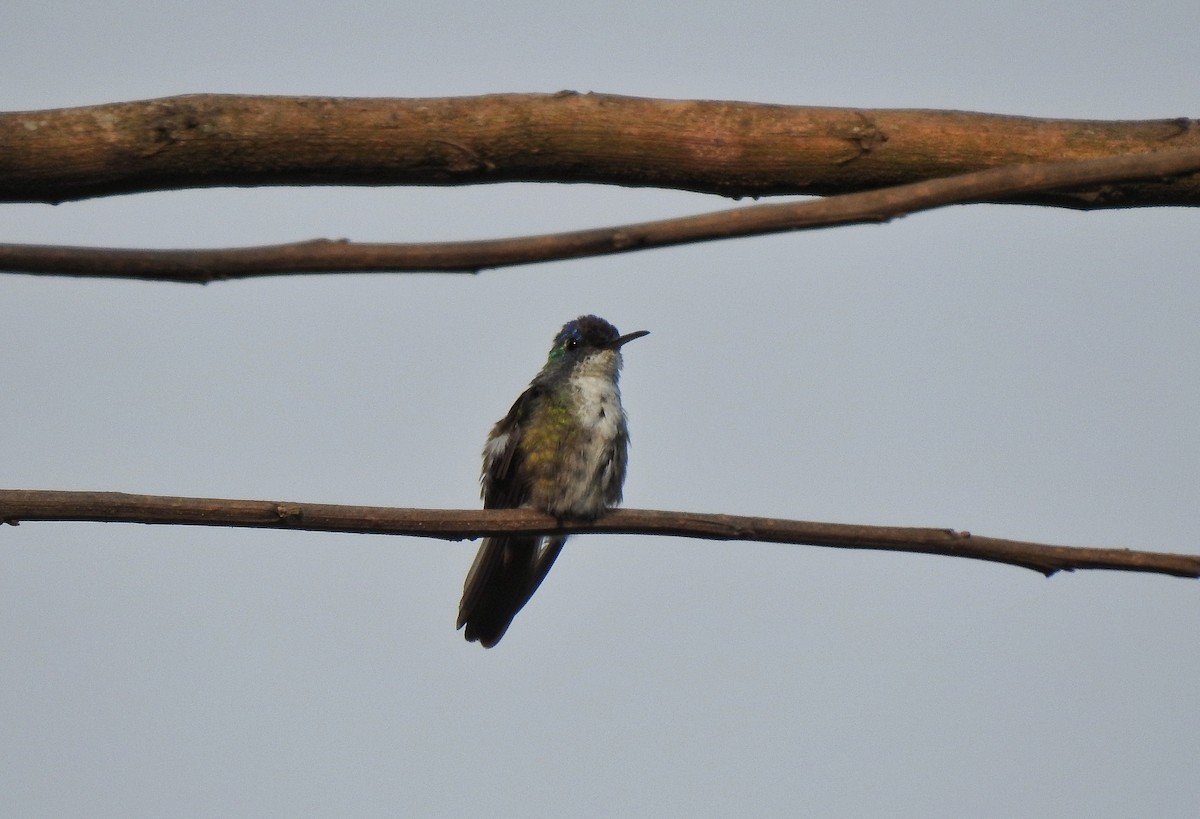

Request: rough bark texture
left=2, top=93, right=1198, bottom=206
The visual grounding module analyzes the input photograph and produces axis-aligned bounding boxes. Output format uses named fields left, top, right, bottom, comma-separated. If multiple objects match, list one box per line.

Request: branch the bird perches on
left=1, top=490, right=1196, bottom=580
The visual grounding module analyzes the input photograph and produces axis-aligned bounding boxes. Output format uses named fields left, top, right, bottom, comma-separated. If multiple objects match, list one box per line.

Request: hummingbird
left=457, top=315, right=649, bottom=648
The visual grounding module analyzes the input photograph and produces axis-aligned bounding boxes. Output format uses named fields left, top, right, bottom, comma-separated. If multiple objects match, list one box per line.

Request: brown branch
left=1, top=489, right=1196, bottom=579
left=2, top=93, right=1199, bottom=206
left=4, top=147, right=1200, bottom=282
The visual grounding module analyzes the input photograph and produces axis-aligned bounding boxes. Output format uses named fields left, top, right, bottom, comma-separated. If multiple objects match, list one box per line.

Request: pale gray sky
left=2, top=2, right=1198, bottom=817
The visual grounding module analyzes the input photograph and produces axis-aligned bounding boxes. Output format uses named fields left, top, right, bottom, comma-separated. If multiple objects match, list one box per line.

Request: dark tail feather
left=457, top=535, right=568, bottom=648
left=527, top=536, right=567, bottom=602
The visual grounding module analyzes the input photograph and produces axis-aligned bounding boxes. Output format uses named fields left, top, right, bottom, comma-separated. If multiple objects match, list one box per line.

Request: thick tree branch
left=4, top=147, right=1200, bottom=282
left=1, top=490, right=1196, bottom=579
left=2, top=93, right=1198, bottom=206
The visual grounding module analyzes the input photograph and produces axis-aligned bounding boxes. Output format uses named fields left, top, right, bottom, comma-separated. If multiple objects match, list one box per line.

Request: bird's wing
left=480, top=384, right=542, bottom=509
left=458, top=385, right=544, bottom=645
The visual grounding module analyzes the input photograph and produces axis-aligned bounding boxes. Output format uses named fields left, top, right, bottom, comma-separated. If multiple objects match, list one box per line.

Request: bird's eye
left=565, top=338, right=579, bottom=351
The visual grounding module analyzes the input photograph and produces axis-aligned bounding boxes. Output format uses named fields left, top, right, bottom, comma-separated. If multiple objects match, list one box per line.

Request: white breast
left=551, top=370, right=628, bottom=517
left=573, top=374, right=623, bottom=440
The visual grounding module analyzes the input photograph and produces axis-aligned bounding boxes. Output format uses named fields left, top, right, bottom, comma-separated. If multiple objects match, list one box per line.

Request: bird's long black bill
left=610, top=329, right=649, bottom=348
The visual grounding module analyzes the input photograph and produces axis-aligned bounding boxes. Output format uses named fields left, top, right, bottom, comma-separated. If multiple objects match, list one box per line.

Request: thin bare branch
left=4, top=147, right=1200, bottom=282
left=1, top=490, right=1196, bottom=579
left=2, top=93, right=1199, bottom=206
